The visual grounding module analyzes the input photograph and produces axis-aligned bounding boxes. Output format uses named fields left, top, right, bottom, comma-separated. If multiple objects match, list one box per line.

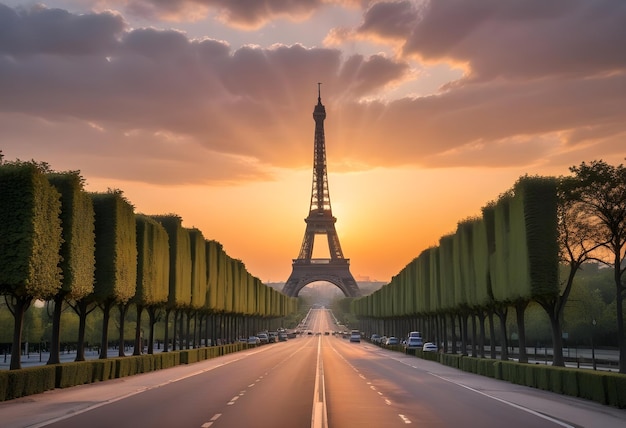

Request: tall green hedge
left=187, top=228, right=207, bottom=310
left=90, top=191, right=137, bottom=304
left=205, top=240, right=220, bottom=312
left=151, top=215, right=191, bottom=309
left=134, top=215, right=169, bottom=307
left=0, top=162, right=62, bottom=299
left=47, top=172, right=95, bottom=300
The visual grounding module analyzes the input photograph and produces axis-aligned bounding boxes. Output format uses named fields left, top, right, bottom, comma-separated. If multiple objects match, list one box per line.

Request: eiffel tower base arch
left=282, top=259, right=361, bottom=297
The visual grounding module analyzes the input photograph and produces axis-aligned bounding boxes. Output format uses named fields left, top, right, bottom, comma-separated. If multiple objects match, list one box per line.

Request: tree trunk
left=163, top=308, right=170, bottom=352
left=99, top=300, right=112, bottom=359
left=7, top=296, right=31, bottom=370
left=442, top=315, right=448, bottom=353
left=74, top=300, right=93, bottom=362
left=615, top=268, right=625, bottom=373
left=460, top=313, right=468, bottom=356
left=147, top=306, right=157, bottom=354
left=548, top=310, right=565, bottom=366
left=515, top=300, right=529, bottom=363
left=185, top=311, right=192, bottom=349
left=47, top=294, right=64, bottom=365
left=470, top=314, right=477, bottom=357
left=450, top=314, right=457, bottom=354
left=118, top=303, right=128, bottom=357
left=478, top=311, right=486, bottom=358
left=172, top=310, right=179, bottom=351
left=488, top=311, right=496, bottom=359
left=133, top=305, right=143, bottom=356
left=496, top=307, right=509, bottom=360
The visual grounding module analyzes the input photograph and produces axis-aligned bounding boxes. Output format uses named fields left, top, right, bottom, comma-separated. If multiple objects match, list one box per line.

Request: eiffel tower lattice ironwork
left=282, top=84, right=361, bottom=298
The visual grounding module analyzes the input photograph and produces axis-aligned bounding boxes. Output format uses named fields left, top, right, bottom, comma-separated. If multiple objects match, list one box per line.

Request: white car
left=349, top=331, right=361, bottom=343
left=423, top=342, right=438, bottom=352
left=385, top=337, right=400, bottom=346
left=405, top=336, right=423, bottom=349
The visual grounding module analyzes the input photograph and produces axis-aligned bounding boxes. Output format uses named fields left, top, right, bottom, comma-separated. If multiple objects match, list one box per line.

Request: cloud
left=0, top=3, right=126, bottom=55
left=99, top=0, right=333, bottom=29
left=351, top=0, right=626, bottom=81
left=0, top=4, right=411, bottom=183
left=1, top=2, right=625, bottom=188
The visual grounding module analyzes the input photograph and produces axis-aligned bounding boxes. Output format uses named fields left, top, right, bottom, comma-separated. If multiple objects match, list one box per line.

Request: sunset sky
left=1, top=1, right=625, bottom=285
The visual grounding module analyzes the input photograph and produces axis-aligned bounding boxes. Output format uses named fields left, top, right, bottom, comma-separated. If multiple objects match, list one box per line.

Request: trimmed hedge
left=405, top=351, right=626, bottom=408
left=56, top=361, right=94, bottom=388
left=5, top=365, right=56, bottom=400
left=0, top=343, right=246, bottom=402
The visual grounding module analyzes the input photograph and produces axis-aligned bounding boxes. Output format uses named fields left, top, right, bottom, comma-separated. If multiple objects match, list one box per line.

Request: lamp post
left=591, top=318, right=597, bottom=371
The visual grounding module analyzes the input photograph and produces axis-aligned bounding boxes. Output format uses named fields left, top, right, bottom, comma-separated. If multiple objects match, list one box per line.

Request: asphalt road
left=1, top=309, right=625, bottom=428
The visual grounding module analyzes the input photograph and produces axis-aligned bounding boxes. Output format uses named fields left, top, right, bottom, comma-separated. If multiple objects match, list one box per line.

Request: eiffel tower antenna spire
left=282, top=84, right=361, bottom=298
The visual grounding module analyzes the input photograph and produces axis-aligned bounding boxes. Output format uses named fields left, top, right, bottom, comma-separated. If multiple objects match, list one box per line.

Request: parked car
left=423, top=342, right=438, bottom=352
left=385, top=336, right=400, bottom=346
left=257, top=333, right=269, bottom=344
left=278, top=332, right=288, bottom=341
left=370, top=334, right=381, bottom=344
left=247, top=336, right=261, bottom=345
left=405, top=336, right=423, bottom=349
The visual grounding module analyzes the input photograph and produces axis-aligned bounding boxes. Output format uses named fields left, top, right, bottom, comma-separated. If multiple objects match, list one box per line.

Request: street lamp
left=591, top=318, right=597, bottom=371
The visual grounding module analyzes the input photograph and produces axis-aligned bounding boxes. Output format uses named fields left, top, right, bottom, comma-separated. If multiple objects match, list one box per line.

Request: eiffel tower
left=282, top=84, right=361, bottom=298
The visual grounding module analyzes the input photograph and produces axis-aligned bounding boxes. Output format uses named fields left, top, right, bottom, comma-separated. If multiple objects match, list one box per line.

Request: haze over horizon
left=1, top=1, right=624, bottom=284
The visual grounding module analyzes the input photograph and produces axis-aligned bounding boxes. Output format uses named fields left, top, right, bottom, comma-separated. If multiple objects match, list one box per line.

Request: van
left=408, top=331, right=422, bottom=338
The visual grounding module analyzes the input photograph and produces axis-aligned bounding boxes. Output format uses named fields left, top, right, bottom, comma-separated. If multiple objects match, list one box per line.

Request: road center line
left=311, top=335, right=328, bottom=428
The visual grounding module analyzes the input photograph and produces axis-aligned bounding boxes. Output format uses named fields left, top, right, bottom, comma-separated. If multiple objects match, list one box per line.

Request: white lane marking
left=429, top=372, right=576, bottom=428
left=385, top=399, right=392, bottom=405
left=399, top=414, right=412, bottom=424
left=311, top=335, right=328, bottom=428
left=201, top=413, right=221, bottom=427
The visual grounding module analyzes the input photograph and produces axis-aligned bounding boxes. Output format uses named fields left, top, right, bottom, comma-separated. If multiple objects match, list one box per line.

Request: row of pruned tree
left=0, top=160, right=297, bottom=370
left=352, top=160, right=626, bottom=373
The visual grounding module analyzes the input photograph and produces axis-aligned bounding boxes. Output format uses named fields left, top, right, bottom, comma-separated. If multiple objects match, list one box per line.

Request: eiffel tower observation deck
left=282, top=85, right=361, bottom=298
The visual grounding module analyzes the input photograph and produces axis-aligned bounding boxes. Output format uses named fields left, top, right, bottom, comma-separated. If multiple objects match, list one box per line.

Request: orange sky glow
left=1, top=0, right=625, bottom=284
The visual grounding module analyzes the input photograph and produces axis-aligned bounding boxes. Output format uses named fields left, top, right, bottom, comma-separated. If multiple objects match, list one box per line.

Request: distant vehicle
left=268, top=332, right=278, bottom=343
left=423, top=342, right=438, bottom=352
left=408, top=331, right=422, bottom=339
left=247, top=336, right=261, bottom=345
left=349, top=331, right=361, bottom=343
left=278, top=332, right=288, bottom=341
left=370, top=334, right=381, bottom=344
left=405, top=336, right=423, bottom=349
left=257, top=333, right=269, bottom=344
left=385, top=337, right=400, bottom=346
left=324, top=331, right=330, bottom=335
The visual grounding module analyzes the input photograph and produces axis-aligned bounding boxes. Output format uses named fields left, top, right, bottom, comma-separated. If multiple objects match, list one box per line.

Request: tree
left=46, top=172, right=95, bottom=364
left=150, top=215, right=191, bottom=351
left=569, top=160, right=626, bottom=373
left=0, top=162, right=62, bottom=369
left=534, top=176, right=603, bottom=366
left=90, top=190, right=137, bottom=359
left=133, top=215, right=169, bottom=355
